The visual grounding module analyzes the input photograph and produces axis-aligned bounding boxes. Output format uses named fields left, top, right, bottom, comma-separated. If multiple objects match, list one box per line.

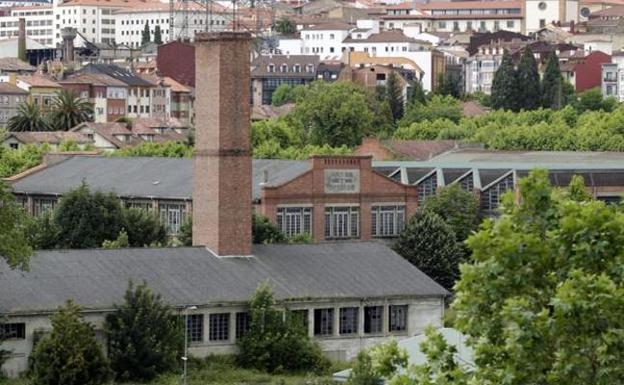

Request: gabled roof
left=16, top=75, right=62, bottom=88
left=343, top=30, right=431, bottom=44
left=0, top=57, right=36, bottom=73
left=0, top=242, right=447, bottom=314
left=4, top=131, right=92, bottom=145
left=80, top=64, right=155, bottom=87
left=162, top=76, right=191, bottom=93
left=0, top=82, right=28, bottom=94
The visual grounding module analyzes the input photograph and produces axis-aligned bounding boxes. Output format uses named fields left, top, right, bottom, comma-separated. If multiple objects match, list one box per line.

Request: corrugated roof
left=9, top=156, right=311, bottom=201
left=0, top=242, right=447, bottom=314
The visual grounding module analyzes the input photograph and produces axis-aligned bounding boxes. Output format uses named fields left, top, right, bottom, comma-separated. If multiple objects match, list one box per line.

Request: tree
left=101, top=229, right=129, bottom=249
left=153, top=25, right=163, bottom=45
left=408, top=80, right=427, bottom=105
left=400, top=95, right=462, bottom=126
left=25, top=210, right=60, bottom=250
left=54, top=183, right=125, bottom=249
left=386, top=72, right=405, bottom=124
left=237, top=283, right=328, bottom=373
left=122, top=207, right=167, bottom=247
left=252, top=213, right=285, bottom=244
left=31, top=301, right=110, bottom=385
left=490, top=50, right=519, bottom=111
left=450, top=170, right=624, bottom=385
left=516, top=45, right=541, bottom=111
left=437, top=72, right=462, bottom=99
left=393, top=211, right=464, bottom=290
left=348, top=340, right=409, bottom=385
left=141, top=21, right=151, bottom=46
left=576, top=88, right=611, bottom=112
left=274, top=17, right=296, bottom=34
left=289, top=81, right=376, bottom=147
left=48, top=89, right=94, bottom=131
left=420, top=184, right=480, bottom=242
left=105, top=281, right=183, bottom=382
left=0, top=181, right=31, bottom=269
left=542, top=52, right=565, bottom=110
left=178, top=216, right=192, bottom=246
left=7, top=101, right=51, bottom=132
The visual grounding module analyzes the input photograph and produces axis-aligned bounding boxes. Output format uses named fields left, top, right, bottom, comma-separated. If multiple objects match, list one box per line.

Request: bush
left=252, top=213, right=286, bottom=244
left=420, top=184, right=480, bottom=242
left=105, top=281, right=183, bottom=382
left=31, top=301, right=110, bottom=385
left=122, top=207, right=167, bottom=247
left=400, top=95, right=462, bottom=127
left=237, top=283, right=329, bottom=373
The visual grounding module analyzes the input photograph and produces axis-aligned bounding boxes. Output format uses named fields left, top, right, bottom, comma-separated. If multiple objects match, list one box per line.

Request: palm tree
left=7, top=101, right=51, bottom=132
left=48, top=90, right=94, bottom=131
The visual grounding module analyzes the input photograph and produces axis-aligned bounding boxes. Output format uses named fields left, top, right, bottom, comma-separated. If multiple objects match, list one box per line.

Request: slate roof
left=0, top=57, right=36, bottom=73
left=0, top=242, right=448, bottom=314
left=251, top=55, right=319, bottom=78
left=9, top=156, right=311, bottom=201
left=80, top=64, right=155, bottom=87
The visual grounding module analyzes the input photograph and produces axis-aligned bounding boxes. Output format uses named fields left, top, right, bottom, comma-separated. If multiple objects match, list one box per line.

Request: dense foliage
left=490, top=50, right=519, bottom=111
left=386, top=72, right=405, bottom=124
left=0, top=181, right=31, bottom=269
left=105, top=281, right=183, bottom=382
left=252, top=213, right=286, bottom=244
left=31, top=301, right=110, bottom=385
left=399, top=95, right=462, bottom=127
left=7, top=91, right=93, bottom=132
left=394, top=105, right=624, bottom=151
left=442, top=170, right=624, bottom=384
left=420, top=184, right=480, bottom=242
left=393, top=210, right=464, bottom=290
left=515, top=45, right=541, bottom=111
left=7, top=102, right=50, bottom=132
left=347, top=340, right=408, bottom=385
left=273, top=17, right=296, bottom=34
left=237, top=284, right=329, bottom=373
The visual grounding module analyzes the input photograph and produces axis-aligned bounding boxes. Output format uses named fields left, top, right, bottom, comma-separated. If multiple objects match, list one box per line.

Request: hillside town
left=1, top=0, right=624, bottom=383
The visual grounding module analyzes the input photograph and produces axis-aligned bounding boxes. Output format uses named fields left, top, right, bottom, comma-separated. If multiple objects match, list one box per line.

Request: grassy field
left=0, top=356, right=347, bottom=385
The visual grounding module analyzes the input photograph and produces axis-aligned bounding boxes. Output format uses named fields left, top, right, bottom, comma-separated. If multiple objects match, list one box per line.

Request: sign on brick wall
left=324, top=169, right=360, bottom=193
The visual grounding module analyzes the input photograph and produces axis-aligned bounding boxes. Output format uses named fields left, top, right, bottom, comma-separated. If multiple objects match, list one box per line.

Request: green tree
left=542, top=52, right=565, bottom=110
left=516, top=45, right=541, bottom=111
left=122, top=207, right=167, bottom=247
left=105, top=281, right=183, bottom=382
left=393, top=210, right=463, bottom=290
left=451, top=169, right=624, bottom=385
left=252, top=213, right=285, bottom=244
left=48, top=89, right=94, bottom=131
left=178, top=216, right=192, bottom=246
left=31, top=301, right=110, bottom=385
left=153, top=25, right=163, bottom=45
left=421, top=184, right=480, bottom=242
left=437, top=72, right=462, bottom=99
left=7, top=101, right=51, bottom=132
left=271, top=84, right=294, bottom=106
left=349, top=340, right=409, bottom=385
left=237, top=283, right=328, bottom=373
left=386, top=72, right=405, bottom=124
left=274, top=17, right=296, bottom=34
left=408, top=80, right=427, bottom=105
left=141, top=21, right=151, bottom=45
left=289, top=81, right=376, bottom=147
left=0, top=181, right=31, bottom=269
left=25, top=210, right=60, bottom=250
left=101, top=229, right=129, bottom=249
left=400, top=95, right=462, bottom=126
left=54, top=183, right=125, bottom=248
left=490, top=50, right=519, bottom=111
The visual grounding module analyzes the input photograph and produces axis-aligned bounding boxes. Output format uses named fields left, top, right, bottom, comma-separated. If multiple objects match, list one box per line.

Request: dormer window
left=280, top=64, right=288, bottom=72
left=267, top=63, right=275, bottom=72
left=306, top=64, right=314, bottom=73
left=293, top=64, right=301, bottom=73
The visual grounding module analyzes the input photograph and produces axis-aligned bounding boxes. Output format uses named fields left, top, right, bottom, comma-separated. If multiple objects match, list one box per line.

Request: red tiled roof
left=162, top=76, right=191, bottom=93
left=7, top=131, right=92, bottom=145
left=17, top=75, right=62, bottom=88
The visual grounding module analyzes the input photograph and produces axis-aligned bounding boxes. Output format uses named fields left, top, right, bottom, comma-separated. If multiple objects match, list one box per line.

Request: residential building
left=0, top=5, right=54, bottom=46
left=0, top=32, right=448, bottom=377
left=250, top=54, right=318, bottom=105
left=162, top=76, right=192, bottom=126
left=0, top=81, right=27, bottom=126
left=560, top=50, right=611, bottom=92
left=601, top=50, right=624, bottom=100
left=299, top=22, right=354, bottom=58
left=586, top=4, right=624, bottom=34
left=1, top=131, right=92, bottom=149
left=58, top=72, right=128, bottom=122
left=15, top=74, right=62, bottom=111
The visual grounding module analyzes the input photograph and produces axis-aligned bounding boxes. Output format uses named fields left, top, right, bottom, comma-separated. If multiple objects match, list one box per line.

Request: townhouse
left=15, top=74, right=62, bottom=111
left=0, top=80, right=27, bottom=126
left=250, top=54, right=318, bottom=105
left=58, top=72, right=128, bottom=122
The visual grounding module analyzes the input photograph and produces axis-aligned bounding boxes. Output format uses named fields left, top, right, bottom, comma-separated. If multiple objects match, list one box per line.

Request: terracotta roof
left=385, top=2, right=414, bottom=10
left=251, top=103, right=295, bottom=120
left=302, top=22, right=354, bottom=30
left=0, top=57, right=36, bottom=72
left=71, top=122, right=134, bottom=148
left=343, top=30, right=431, bottom=44
left=58, top=0, right=162, bottom=7
left=58, top=73, right=127, bottom=87
left=590, top=5, right=624, bottom=16
left=133, top=117, right=186, bottom=129
left=10, top=4, right=52, bottom=10
left=6, top=131, right=92, bottom=145
left=162, top=76, right=191, bottom=93
left=420, top=0, right=523, bottom=10
left=17, top=75, right=62, bottom=88
left=0, top=82, right=28, bottom=94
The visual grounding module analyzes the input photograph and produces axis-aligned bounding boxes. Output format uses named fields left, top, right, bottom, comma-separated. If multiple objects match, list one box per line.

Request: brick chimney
left=17, top=18, right=26, bottom=62
left=192, top=32, right=252, bottom=256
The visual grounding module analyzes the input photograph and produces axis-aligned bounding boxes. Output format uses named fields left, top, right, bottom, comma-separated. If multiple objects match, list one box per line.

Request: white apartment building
left=602, top=52, right=624, bottom=102
left=464, top=45, right=503, bottom=94
left=524, top=0, right=579, bottom=33
left=0, top=5, right=54, bottom=46
left=53, top=0, right=127, bottom=45
left=299, top=22, right=353, bottom=59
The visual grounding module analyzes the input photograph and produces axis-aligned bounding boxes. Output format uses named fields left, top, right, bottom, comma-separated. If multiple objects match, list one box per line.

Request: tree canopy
left=516, top=45, right=541, bottom=111
left=490, top=50, right=519, bottom=111
left=420, top=184, right=480, bottom=242
left=542, top=52, right=566, bottom=110
left=0, top=181, right=31, bottom=269
left=7, top=101, right=51, bottom=132
left=48, top=89, right=94, bottom=131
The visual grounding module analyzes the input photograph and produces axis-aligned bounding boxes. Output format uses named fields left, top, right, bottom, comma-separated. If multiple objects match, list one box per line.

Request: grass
left=1, top=355, right=350, bottom=385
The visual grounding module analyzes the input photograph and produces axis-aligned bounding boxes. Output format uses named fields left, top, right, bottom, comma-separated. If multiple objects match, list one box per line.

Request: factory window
left=159, top=202, right=186, bottom=234
left=1, top=323, right=25, bottom=340
left=324, top=206, right=359, bottom=239
left=389, top=305, right=408, bottom=332
left=235, top=312, right=250, bottom=339
left=417, top=173, right=438, bottom=203
left=506, top=20, right=515, bottom=28
left=33, top=197, right=57, bottom=217
left=186, top=314, right=203, bottom=343
left=364, top=306, right=383, bottom=334
left=339, top=307, right=358, bottom=335
left=480, top=173, right=514, bottom=212
left=314, top=308, right=333, bottom=336
left=371, top=205, right=405, bottom=237
left=276, top=207, right=312, bottom=238
left=209, top=313, right=229, bottom=341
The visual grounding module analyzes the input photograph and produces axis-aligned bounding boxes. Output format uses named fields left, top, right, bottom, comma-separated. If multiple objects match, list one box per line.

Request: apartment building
left=250, top=54, right=318, bottom=105
left=0, top=5, right=54, bottom=45
left=0, top=81, right=27, bottom=126
left=15, top=74, right=62, bottom=111
left=58, top=72, right=128, bottom=122
left=602, top=50, right=624, bottom=100
left=53, top=0, right=131, bottom=44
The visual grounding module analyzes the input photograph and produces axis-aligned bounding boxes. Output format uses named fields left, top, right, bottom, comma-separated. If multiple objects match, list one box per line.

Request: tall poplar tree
left=516, top=45, right=541, bottom=110
left=490, top=50, right=519, bottom=111
left=386, top=72, right=404, bottom=125
left=141, top=21, right=151, bottom=46
left=542, top=52, right=564, bottom=110
left=153, top=25, right=163, bottom=45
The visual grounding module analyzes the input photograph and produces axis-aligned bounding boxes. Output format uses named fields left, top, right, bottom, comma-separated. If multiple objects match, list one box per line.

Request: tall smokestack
left=192, top=32, right=252, bottom=256
left=17, top=18, right=26, bottom=62
left=61, top=27, right=77, bottom=63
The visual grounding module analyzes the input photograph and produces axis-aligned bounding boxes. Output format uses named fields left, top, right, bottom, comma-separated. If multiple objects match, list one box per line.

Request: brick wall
left=157, top=41, right=196, bottom=88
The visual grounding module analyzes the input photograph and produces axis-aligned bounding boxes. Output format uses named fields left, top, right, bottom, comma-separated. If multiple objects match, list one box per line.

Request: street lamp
left=182, top=305, right=197, bottom=385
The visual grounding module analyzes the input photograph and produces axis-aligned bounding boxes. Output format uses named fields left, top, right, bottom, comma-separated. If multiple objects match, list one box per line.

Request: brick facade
left=192, top=32, right=253, bottom=256
left=259, top=155, right=418, bottom=242
left=157, top=41, right=196, bottom=87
